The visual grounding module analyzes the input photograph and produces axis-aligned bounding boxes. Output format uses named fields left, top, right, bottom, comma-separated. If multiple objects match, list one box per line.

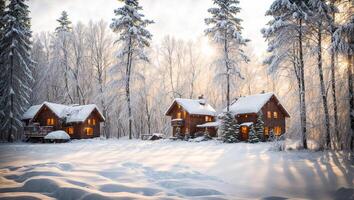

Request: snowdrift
left=44, top=131, right=70, bottom=140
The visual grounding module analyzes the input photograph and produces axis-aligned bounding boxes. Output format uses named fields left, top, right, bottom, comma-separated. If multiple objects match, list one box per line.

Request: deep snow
left=0, top=139, right=353, bottom=200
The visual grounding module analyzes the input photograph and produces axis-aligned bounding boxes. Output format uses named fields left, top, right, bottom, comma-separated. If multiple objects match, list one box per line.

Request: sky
left=28, top=0, right=272, bottom=56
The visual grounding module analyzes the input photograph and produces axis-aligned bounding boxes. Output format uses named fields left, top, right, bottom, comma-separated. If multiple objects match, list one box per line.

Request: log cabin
left=226, top=92, right=290, bottom=141
left=165, top=96, right=217, bottom=137
left=22, top=102, right=105, bottom=140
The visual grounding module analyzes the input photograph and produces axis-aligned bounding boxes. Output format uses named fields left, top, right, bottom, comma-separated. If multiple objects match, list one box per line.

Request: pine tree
left=220, top=112, right=239, bottom=143
left=205, top=0, right=249, bottom=111
left=0, top=0, right=34, bottom=142
left=255, top=113, right=265, bottom=142
left=248, top=125, right=259, bottom=143
left=110, top=0, right=153, bottom=139
left=0, top=0, right=5, bottom=39
left=54, top=11, right=73, bottom=103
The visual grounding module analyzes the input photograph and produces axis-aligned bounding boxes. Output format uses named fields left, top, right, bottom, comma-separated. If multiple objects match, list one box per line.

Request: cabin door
left=240, top=126, right=249, bottom=141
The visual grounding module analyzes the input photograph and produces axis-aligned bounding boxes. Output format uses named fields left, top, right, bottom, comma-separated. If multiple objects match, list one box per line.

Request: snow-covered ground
left=0, top=139, right=353, bottom=200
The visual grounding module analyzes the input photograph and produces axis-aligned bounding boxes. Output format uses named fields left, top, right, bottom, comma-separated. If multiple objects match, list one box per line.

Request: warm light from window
left=274, top=126, right=282, bottom=136
left=66, top=127, right=74, bottom=135
left=267, top=111, right=272, bottom=119
left=264, top=127, right=269, bottom=135
left=177, top=112, right=182, bottom=118
left=245, top=115, right=248, bottom=118
left=92, top=119, right=96, bottom=125
left=274, top=112, right=278, bottom=119
left=241, top=126, right=248, bottom=134
left=183, top=111, right=187, bottom=118
left=85, top=127, right=93, bottom=136
left=47, top=118, right=55, bottom=126
left=205, top=116, right=212, bottom=122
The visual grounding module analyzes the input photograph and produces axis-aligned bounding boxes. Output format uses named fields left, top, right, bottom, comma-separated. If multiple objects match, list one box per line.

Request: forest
left=0, top=0, right=353, bottom=152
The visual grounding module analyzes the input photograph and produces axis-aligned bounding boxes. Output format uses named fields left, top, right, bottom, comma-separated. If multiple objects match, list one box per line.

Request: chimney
left=261, top=90, right=265, bottom=94
left=198, top=94, right=206, bottom=105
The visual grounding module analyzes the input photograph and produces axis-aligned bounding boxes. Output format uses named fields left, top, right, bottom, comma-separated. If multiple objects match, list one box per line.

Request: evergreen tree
left=268, top=129, right=275, bottom=142
left=204, top=0, right=249, bottom=111
left=0, top=0, right=34, bottom=142
left=248, top=125, right=259, bottom=143
left=54, top=11, right=73, bottom=103
left=255, top=113, right=265, bottom=141
left=0, top=0, right=5, bottom=39
left=220, top=112, right=240, bottom=143
left=110, top=0, right=153, bottom=139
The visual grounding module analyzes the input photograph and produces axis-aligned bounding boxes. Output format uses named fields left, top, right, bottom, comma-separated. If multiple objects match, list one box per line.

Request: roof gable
left=226, top=93, right=290, bottom=117
left=165, top=98, right=216, bottom=116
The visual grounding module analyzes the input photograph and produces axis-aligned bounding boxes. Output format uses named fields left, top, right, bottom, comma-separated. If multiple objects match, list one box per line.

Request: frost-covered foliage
left=255, top=113, right=265, bottom=141
left=0, top=0, right=34, bottom=142
left=205, top=0, right=249, bottom=110
left=332, top=16, right=354, bottom=56
left=248, top=125, right=259, bottom=143
left=110, top=0, right=153, bottom=139
left=219, top=112, right=240, bottom=143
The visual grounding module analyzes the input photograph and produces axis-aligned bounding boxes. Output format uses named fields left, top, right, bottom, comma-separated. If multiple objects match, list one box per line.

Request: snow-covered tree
left=0, top=0, right=34, bottom=142
left=332, top=16, right=354, bottom=151
left=308, top=0, right=335, bottom=149
left=0, top=0, right=5, bottom=40
left=248, top=125, right=259, bottom=143
left=255, top=113, right=265, bottom=141
left=205, top=0, right=249, bottom=111
left=263, top=0, right=310, bottom=149
left=54, top=11, right=73, bottom=103
left=110, top=0, right=153, bottom=139
left=220, top=112, right=240, bottom=143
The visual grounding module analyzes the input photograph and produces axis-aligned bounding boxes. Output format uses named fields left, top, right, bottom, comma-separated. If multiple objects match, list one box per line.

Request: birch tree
left=110, top=0, right=153, bottom=139
left=205, top=0, right=249, bottom=111
left=0, top=0, right=34, bottom=142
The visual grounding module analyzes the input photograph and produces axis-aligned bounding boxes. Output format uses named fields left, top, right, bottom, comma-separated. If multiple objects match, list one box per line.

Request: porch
left=24, top=123, right=54, bottom=138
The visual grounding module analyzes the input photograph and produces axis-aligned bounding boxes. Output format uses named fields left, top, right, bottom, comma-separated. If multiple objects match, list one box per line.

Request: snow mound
left=44, top=131, right=70, bottom=140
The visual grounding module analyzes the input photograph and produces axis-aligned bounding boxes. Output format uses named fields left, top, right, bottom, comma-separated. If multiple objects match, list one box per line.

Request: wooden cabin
left=22, top=102, right=105, bottom=140
left=165, top=96, right=217, bottom=137
left=227, top=92, right=290, bottom=141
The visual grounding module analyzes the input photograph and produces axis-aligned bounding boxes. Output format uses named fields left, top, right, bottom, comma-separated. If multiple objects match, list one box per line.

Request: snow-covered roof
left=196, top=121, right=220, bottom=128
left=240, top=122, right=253, bottom=127
left=22, top=104, right=42, bottom=120
left=22, top=102, right=105, bottom=123
left=165, top=98, right=216, bottom=116
left=225, top=92, right=290, bottom=117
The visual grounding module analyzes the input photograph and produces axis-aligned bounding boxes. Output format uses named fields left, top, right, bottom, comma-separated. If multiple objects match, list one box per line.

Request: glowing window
left=264, top=127, right=269, bottom=135
left=267, top=111, right=272, bottom=119
left=183, top=111, right=187, bottom=118
left=205, top=116, right=211, bottom=122
left=274, top=126, right=282, bottom=136
left=85, top=127, right=93, bottom=136
left=245, top=115, right=248, bottom=118
left=66, top=127, right=74, bottom=135
left=274, top=112, right=278, bottom=119
left=88, top=119, right=91, bottom=125
left=47, top=118, right=55, bottom=126
left=241, top=126, right=248, bottom=134
left=92, top=119, right=96, bottom=125
left=177, top=112, right=181, bottom=119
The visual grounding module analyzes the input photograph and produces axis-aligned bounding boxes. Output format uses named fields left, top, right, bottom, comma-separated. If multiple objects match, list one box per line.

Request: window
left=241, top=126, right=248, bottom=134
left=183, top=111, right=187, bottom=118
left=264, top=127, right=269, bottom=136
left=205, top=116, right=212, bottom=122
left=273, top=112, right=278, bottom=119
left=267, top=111, right=272, bottom=119
left=47, top=118, right=55, bottom=126
left=92, top=119, right=96, bottom=125
left=177, top=112, right=182, bottom=119
left=88, top=118, right=96, bottom=125
left=245, top=115, right=248, bottom=118
left=66, top=127, right=74, bottom=135
left=85, top=127, right=94, bottom=136
left=274, top=127, right=282, bottom=136
left=88, top=119, right=91, bottom=125
left=178, top=104, right=181, bottom=109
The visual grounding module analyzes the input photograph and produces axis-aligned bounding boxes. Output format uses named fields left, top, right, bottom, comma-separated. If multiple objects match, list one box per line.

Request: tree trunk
left=224, top=33, right=230, bottom=112
left=317, top=25, right=331, bottom=149
left=8, top=46, right=14, bottom=143
left=348, top=54, right=354, bottom=151
left=330, top=0, right=340, bottom=150
left=126, top=37, right=133, bottom=140
left=298, top=19, right=307, bottom=149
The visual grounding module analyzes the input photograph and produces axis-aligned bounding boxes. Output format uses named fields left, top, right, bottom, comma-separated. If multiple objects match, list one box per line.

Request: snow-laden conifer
left=219, top=112, right=240, bottom=143
left=205, top=0, right=249, bottom=111
left=0, top=0, right=34, bottom=142
left=110, top=0, right=153, bottom=139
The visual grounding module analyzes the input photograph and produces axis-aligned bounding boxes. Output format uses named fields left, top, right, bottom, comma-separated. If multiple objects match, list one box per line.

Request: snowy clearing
left=0, top=139, right=353, bottom=200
